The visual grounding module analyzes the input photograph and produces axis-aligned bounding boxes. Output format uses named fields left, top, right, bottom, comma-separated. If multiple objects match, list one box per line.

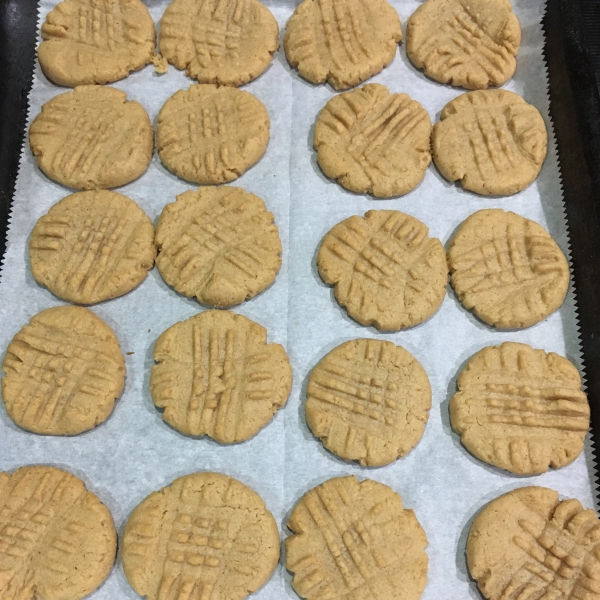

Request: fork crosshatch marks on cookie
left=160, top=0, right=279, bottom=86
left=318, top=210, right=448, bottom=332
left=0, top=466, right=117, bottom=600
left=29, top=190, right=156, bottom=305
left=2, top=306, right=125, bottom=436
left=314, top=84, right=432, bottom=197
left=155, top=186, right=281, bottom=308
left=150, top=310, right=292, bottom=443
left=448, top=209, right=570, bottom=329
left=157, top=84, right=270, bottom=185
left=406, top=0, right=521, bottom=89
left=286, top=476, right=428, bottom=600
left=29, top=85, right=153, bottom=190
left=467, top=487, right=600, bottom=600
left=122, top=472, right=280, bottom=600
left=450, top=342, right=589, bottom=475
left=306, top=339, right=431, bottom=466
left=284, top=0, right=403, bottom=90
left=38, top=0, right=156, bottom=87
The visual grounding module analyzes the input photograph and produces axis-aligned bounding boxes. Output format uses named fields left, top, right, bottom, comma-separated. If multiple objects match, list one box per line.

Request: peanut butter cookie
left=314, top=84, right=432, bottom=197
left=2, top=306, right=125, bottom=435
left=450, top=342, right=589, bottom=475
left=160, top=0, right=279, bottom=86
left=151, top=310, right=292, bottom=442
left=306, top=339, right=431, bottom=466
left=122, top=471, right=280, bottom=600
left=286, top=476, right=428, bottom=600
left=284, top=0, right=403, bottom=90
left=318, top=210, right=448, bottom=331
left=448, top=209, right=570, bottom=328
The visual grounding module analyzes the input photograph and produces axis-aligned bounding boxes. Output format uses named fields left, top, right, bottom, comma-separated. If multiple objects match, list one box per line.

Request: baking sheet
left=0, top=1, right=597, bottom=598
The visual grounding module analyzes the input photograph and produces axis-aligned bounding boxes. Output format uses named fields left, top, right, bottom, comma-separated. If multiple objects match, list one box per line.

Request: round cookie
left=286, top=476, right=428, bottom=600
left=318, top=210, right=448, bottom=332
left=29, top=85, right=153, bottom=190
left=157, top=84, right=270, bottom=185
left=155, top=186, right=281, bottom=308
left=450, top=342, right=589, bottom=475
left=406, top=0, right=521, bottom=90
left=1, top=306, right=125, bottom=436
left=314, top=84, right=432, bottom=197
left=467, top=487, right=600, bottom=600
left=306, top=339, right=431, bottom=466
left=432, top=90, right=548, bottom=195
left=150, top=310, right=292, bottom=442
left=122, top=471, right=280, bottom=600
left=0, top=465, right=117, bottom=600
left=38, top=0, right=155, bottom=87
left=30, top=190, right=156, bottom=305
left=284, top=0, right=403, bottom=90
left=448, top=209, right=570, bottom=329
left=160, top=0, right=279, bottom=86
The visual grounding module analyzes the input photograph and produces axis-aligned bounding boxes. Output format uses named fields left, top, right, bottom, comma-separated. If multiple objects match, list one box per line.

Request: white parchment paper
left=0, top=1, right=597, bottom=598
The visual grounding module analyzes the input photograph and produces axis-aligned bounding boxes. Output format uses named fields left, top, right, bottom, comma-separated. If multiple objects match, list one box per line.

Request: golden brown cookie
left=406, top=0, right=521, bottom=90
left=0, top=465, right=117, bottom=600
left=159, top=0, right=279, bottom=86
left=306, top=339, right=431, bottom=466
left=1, top=306, right=125, bottom=436
left=313, top=84, right=432, bottom=197
left=318, top=210, right=448, bottom=331
left=286, top=476, right=428, bottom=600
left=29, top=85, right=153, bottom=190
left=38, top=0, right=156, bottom=87
left=284, top=0, right=403, bottom=90
left=450, top=342, right=589, bottom=475
left=122, top=471, right=280, bottom=600
left=155, top=186, right=281, bottom=308
left=467, top=487, right=600, bottom=600
left=432, top=90, right=548, bottom=195
left=157, top=84, right=270, bottom=185
left=448, top=209, right=570, bottom=329
left=150, top=310, right=292, bottom=442
left=29, top=190, right=156, bottom=305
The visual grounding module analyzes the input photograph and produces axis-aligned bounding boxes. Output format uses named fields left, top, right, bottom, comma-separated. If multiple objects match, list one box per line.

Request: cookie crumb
left=152, top=54, right=168, bottom=74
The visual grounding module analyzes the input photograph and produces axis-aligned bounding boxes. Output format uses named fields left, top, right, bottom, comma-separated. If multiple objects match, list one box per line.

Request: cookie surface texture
left=318, top=210, right=448, bottom=331
left=284, top=0, right=403, bottom=90
left=306, top=339, right=431, bottom=466
left=29, top=85, right=153, bottom=190
left=160, top=0, right=279, bottom=86
left=1, top=306, right=125, bottom=435
left=467, top=486, right=600, bottom=600
left=157, top=84, right=270, bottom=185
left=0, top=465, right=117, bottom=600
left=151, top=310, right=292, bottom=442
left=406, top=0, right=521, bottom=89
left=450, top=342, right=589, bottom=475
left=122, top=472, right=280, bottom=600
left=448, top=209, right=569, bottom=328
left=432, top=90, right=548, bottom=195
left=286, top=475, right=428, bottom=600
left=38, top=0, right=155, bottom=87
left=155, top=186, right=281, bottom=308
left=30, top=190, right=156, bottom=305
left=314, top=84, right=432, bottom=197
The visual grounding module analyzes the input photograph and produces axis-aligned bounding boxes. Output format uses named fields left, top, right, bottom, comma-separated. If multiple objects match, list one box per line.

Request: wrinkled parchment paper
left=0, top=1, right=597, bottom=598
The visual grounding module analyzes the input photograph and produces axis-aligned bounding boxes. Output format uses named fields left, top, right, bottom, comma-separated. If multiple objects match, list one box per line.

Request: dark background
left=1, top=0, right=600, bottom=499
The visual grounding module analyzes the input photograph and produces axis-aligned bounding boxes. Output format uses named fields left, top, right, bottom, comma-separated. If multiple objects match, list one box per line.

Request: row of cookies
left=2, top=465, right=596, bottom=600
left=2, top=303, right=588, bottom=477
left=39, top=0, right=521, bottom=93
left=29, top=83, right=548, bottom=198
left=26, top=181, right=569, bottom=331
